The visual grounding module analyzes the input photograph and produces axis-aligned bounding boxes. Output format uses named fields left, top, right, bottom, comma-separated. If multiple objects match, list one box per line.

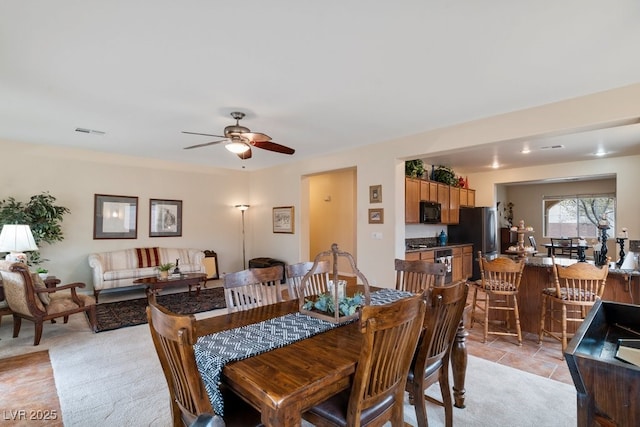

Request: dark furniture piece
left=195, top=285, right=471, bottom=426
left=500, top=227, right=518, bottom=254
left=302, top=293, right=425, bottom=427
left=406, top=281, right=468, bottom=427
left=549, top=237, right=577, bottom=258
left=146, top=300, right=261, bottom=427
left=565, top=300, right=640, bottom=427
left=133, top=273, right=207, bottom=298
left=248, top=257, right=286, bottom=283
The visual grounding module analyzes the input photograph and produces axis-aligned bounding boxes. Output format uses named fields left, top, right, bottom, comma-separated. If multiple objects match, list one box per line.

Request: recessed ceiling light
left=521, top=148, right=531, bottom=154
left=491, top=161, right=500, bottom=169
left=594, top=150, right=607, bottom=156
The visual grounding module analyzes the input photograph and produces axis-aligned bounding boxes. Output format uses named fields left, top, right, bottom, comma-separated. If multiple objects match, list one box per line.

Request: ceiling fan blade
left=182, top=131, right=226, bottom=138
left=242, top=132, right=271, bottom=143
left=252, top=140, right=295, bottom=155
left=183, top=139, right=226, bottom=150
left=237, top=148, right=252, bottom=160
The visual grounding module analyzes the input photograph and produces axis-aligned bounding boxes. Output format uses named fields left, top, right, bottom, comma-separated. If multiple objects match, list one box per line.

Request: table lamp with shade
left=0, top=224, right=38, bottom=263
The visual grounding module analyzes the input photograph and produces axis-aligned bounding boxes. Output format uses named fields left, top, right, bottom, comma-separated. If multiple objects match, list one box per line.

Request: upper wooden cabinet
left=449, top=186, right=460, bottom=225
left=460, top=188, right=476, bottom=207
left=405, top=178, right=421, bottom=223
left=405, top=177, right=475, bottom=224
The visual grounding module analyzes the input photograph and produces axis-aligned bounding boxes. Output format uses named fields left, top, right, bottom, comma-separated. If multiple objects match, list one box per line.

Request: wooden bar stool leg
left=512, top=294, right=522, bottom=345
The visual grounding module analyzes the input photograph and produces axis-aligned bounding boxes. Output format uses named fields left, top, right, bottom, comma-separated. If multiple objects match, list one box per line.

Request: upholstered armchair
left=0, top=261, right=97, bottom=345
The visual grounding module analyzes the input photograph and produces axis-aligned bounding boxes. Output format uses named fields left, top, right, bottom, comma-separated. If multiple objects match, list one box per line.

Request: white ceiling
left=1, top=1, right=640, bottom=172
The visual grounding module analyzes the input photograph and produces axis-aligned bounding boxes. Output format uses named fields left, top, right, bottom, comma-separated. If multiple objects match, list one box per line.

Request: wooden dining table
left=195, top=287, right=469, bottom=427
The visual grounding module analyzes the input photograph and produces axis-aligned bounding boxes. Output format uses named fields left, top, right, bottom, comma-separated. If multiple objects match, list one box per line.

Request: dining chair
left=223, top=265, right=284, bottom=313
left=302, top=293, right=426, bottom=427
left=0, top=260, right=97, bottom=345
left=538, top=257, right=609, bottom=357
left=528, top=235, right=541, bottom=256
left=146, top=299, right=262, bottom=427
left=471, top=252, right=525, bottom=345
left=285, top=260, right=330, bottom=300
left=406, top=280, right=468, bottom=427
left=550, top=237, right=575, bottom=259
left=394, top=258, right=447, bottom=292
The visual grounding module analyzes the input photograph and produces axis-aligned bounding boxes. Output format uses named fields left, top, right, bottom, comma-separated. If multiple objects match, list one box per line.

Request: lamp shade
left=0, top=224, right=38, bottom=262
left=235, top=204, right=250, bottom=211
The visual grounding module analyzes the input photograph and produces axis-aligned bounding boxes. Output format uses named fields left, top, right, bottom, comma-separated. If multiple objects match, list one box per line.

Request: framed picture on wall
left=93, top=194, right=138, bottom=239
left=368, top=208, right=384, bottom=224
left=150, top=199, right=182, bottom=237
left=273, top=206, right=295, bottom=234
left=369, top=185, right=382, bottom=203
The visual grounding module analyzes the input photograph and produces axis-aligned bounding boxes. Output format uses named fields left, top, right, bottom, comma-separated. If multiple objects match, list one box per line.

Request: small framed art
left=150, top=199, right=182, bottom=237
left=369, top=185, right=382, bottom=203
left=368, top=208, right=384, bottom=224
left=273, top=206, right=295, bottom=234
left=93, top=194, right=138, bottom=239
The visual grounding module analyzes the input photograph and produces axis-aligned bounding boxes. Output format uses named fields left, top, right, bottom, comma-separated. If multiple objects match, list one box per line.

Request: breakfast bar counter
left=512, top=256, right=639, bottom=334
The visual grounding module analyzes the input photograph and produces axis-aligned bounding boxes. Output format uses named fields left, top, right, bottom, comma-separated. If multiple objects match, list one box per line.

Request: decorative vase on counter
left=439, top=230, right=447, bottom=246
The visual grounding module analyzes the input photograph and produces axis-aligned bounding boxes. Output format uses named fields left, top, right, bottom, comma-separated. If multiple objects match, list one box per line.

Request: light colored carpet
left=0, top=306, right=576, bottom=426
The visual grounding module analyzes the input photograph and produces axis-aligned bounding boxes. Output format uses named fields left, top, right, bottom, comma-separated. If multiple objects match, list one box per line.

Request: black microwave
left=420, top=201, right=441, bottom=224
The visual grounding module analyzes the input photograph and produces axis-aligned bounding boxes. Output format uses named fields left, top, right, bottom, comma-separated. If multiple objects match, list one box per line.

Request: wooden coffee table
left=133, top=273, right=207, bottom=298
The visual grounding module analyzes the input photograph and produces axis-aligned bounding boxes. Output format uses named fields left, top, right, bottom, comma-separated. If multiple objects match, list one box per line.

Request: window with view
left=543, top=194, right=615, bottom=238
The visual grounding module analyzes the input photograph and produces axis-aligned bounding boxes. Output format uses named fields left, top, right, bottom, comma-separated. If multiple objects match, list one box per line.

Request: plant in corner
left=405, top=159, right=425, bottom=178
left=0, top=192, right=70, bottom=265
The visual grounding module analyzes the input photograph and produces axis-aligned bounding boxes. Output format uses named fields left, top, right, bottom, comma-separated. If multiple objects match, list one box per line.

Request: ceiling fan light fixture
left=226, top=140, right=250, bottom=154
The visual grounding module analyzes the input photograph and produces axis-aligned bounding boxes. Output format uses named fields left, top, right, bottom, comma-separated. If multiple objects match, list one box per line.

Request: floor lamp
left=235, top=205, right=250, bottom=269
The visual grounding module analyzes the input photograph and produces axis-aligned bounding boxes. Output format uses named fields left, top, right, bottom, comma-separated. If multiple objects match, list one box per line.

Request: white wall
left=0, top=140, right=249, bottom=287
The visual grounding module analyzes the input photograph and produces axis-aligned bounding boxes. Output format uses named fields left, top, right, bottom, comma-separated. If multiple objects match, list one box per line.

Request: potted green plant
left=36, top=267, right=49, bottom=279
left=0, top=192, right=70, bottom=265
left=157, top=263, right=175, bottom=279
left=431, top=165, right=458, bottom=186
left=405, top=159, right=425, bottom=178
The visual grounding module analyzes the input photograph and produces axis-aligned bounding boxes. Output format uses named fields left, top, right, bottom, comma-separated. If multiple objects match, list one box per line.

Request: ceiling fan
left=182, top=112, right=295, bottom=159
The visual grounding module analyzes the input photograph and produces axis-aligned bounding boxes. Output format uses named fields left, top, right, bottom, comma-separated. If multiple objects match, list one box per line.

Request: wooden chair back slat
left=286, top=261, right=330, bottom=299
left=394, top=259, right=447, bottom=292
left=223, top=265, right=284, bottom=313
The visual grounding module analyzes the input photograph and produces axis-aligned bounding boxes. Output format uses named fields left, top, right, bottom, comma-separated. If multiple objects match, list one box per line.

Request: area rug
left=90, top=287, right=226, bottom=332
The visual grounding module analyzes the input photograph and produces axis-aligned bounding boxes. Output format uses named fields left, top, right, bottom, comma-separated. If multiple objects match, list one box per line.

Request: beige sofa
left=88, top=247, right=205, bottom=302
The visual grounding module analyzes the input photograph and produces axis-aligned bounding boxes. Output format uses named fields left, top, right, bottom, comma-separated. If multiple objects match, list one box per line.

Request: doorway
left=304, top=167, right=357, bottom=272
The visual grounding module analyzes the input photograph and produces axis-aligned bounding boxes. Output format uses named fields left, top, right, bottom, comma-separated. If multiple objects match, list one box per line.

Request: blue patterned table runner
left=194, top=288, right=413, bottom=415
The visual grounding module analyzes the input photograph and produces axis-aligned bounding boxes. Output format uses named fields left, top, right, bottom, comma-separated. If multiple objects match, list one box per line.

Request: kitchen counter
left=405, top=243, right=473, bottom=253
left=498, top=255, right=640, bottom=334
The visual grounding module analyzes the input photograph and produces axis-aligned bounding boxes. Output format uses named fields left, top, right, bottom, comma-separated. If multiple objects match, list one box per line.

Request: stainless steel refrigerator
left=447, top=207, right=497, bottom=280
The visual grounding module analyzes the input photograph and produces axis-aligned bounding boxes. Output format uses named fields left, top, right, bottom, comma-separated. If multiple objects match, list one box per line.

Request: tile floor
left=464, top=313, right=573, bottom=386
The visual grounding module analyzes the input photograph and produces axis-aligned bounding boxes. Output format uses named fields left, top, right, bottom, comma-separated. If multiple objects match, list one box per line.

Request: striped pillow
left=136, top=247, right=160, bottom=268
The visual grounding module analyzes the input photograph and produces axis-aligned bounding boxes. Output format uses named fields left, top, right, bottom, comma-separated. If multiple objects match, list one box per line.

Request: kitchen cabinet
left=449, top=187, right=460, bottom=224
left=460, top=188, right=476, bottom=207
left=452, top=247, right=463, bottom=282
left=462, top=245, right=473, bottom=279
left=404, top=250, right=435, bottom=262
left=437, top=183, right=450, bottom=224
left=405, top=176, right=475, bottom=224
left=405, top=177, right=420, bottom=223
left=420, top=180, right=430, bottom=201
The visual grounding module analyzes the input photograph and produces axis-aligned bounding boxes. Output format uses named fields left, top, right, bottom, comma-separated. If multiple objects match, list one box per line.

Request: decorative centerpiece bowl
left=299, top=243, right=371, bottom=324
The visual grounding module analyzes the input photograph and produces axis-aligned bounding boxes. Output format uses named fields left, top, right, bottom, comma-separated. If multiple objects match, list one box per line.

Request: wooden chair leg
left=483, top=292, right=490, bottom=343
left=512, top=294, right=522, bottom=345
left=561, top=304, right=568, bottom=356
left=33, top=320, right=43, bottom=346
left=12, top=315, right=22, bottom=338
left=439, top=365, right=454, bottom=427
left=538, top=294, right=547, bottom=343
left=470, top=287, right=479, bottom=329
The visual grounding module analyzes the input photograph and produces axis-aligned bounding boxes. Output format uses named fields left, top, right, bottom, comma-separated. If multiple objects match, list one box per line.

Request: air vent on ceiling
left=75, top=127, right=105, bottom=135
left=539, top=144, right=564, bottom=150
